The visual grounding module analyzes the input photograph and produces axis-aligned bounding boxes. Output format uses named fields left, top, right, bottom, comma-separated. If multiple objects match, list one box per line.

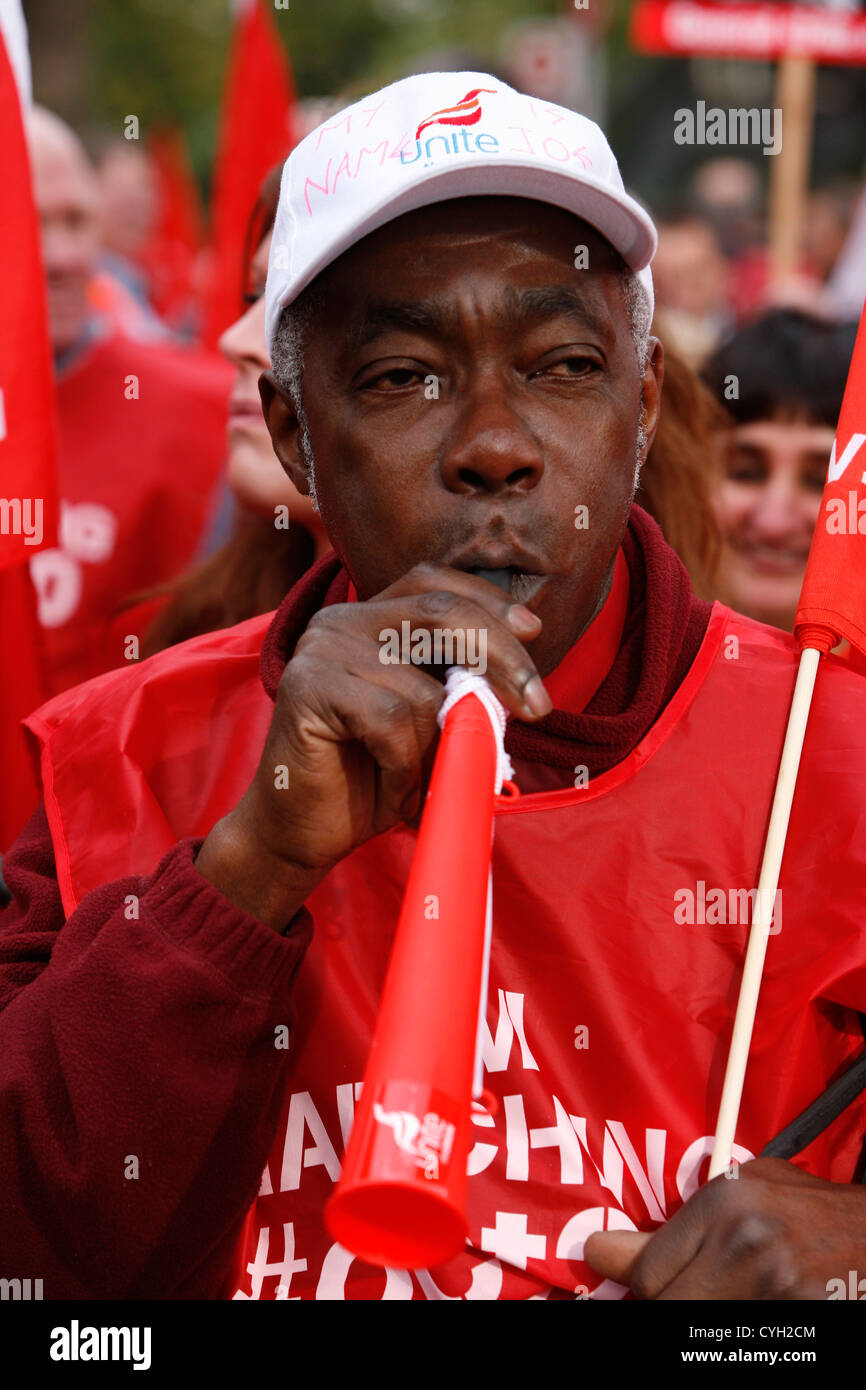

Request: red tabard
left=25, top=603, right=866, bottom=1300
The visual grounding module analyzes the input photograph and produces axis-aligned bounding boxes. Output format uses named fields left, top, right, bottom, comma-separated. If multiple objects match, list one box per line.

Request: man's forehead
left=335, top=196, right=621, bottom=266
left=304, top=205, right=631, bottom=361
left=317, top=197, right=627, bottom=324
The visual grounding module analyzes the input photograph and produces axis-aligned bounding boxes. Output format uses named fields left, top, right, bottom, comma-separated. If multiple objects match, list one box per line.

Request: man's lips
left=446, top=543, right=552, bottom=605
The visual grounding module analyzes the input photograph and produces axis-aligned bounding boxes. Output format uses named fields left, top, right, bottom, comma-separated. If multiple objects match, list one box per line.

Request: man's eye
left=365, top=368, right=421, bottom=389
left=534, top=356, right=598, bottom=378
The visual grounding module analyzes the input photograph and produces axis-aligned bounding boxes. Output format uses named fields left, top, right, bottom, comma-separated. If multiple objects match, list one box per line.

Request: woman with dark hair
left=138, top=166, right=329, bottom=657
left=702, top=308, right=857, bottom=633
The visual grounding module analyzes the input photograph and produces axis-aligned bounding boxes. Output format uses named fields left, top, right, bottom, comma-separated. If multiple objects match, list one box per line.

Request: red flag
left=795, top=301, right=866, bottom=657
left=0, top=566, right=47, bottom=848
left=202, top=0, right=297, bottom=348
left=138, top=127, right=204, bottom=328
left=0, top=22, right=58, bottom=572
left=0, top=2, right=59, bottom=848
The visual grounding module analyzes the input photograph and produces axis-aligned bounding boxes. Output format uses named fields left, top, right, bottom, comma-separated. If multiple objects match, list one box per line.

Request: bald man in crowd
left=23, top=110, right=231, bottom=700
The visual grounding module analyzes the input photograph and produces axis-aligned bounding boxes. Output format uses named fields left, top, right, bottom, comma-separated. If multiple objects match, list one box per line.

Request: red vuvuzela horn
left=324, top=678, right=507, bottom=1269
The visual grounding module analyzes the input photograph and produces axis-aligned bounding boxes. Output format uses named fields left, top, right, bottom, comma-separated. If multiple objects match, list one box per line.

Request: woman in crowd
left=138, top=167, right=329, bottom=656
left=702, top=308, right=856, bottom=634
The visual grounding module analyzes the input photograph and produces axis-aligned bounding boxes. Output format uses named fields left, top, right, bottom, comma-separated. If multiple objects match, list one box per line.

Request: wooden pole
left=708, top=646, right=821, bottom=1179
left=768, top=54, right=816, bottom=286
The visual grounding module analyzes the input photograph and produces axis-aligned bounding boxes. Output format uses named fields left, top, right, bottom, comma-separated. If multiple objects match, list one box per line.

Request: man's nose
left=438, top=377, right=545, bottom=495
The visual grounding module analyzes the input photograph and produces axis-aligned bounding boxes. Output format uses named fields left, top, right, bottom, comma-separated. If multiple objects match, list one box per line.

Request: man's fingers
left=626, top=1191, right=715, bottom=1299
left=584, top=1230, right=651, bottom=1284
left=587, top=1161, right=850, bottom=1300
left=588, top=1188, right=716, bottom=1299
left=375, top=563, right=549, bottom=715
left=301, top=568, right=550, bottom=721
left=379, top=560, right=540, bottom=632
left=370, top=590, right=548, bottom=719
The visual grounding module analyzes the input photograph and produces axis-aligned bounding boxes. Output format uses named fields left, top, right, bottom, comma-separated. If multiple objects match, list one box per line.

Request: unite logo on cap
left=264, top=70, right=658, bottom=355
left=415, top=87, right=498, bottom=142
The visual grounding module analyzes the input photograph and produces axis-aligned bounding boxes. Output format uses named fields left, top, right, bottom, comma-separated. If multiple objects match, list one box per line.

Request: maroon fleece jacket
left=0, top=507, right=709, bottom=1299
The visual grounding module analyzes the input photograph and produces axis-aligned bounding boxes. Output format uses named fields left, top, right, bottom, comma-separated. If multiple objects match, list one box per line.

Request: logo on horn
left=372, top=1101, right=457, bottom=1181
left=372, top=1103, right=422, bottom=1155
left=415, top=87, right=497, bottom=142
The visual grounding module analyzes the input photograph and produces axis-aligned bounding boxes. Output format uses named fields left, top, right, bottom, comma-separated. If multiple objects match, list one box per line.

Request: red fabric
left=138, top=128, right=204, bottom=327
left=0, top=566, right=47, bottom=849
left=202, top=0, right=297, bottom=348
left=0, top=26, right=59, bottom=572
left=544, top=547, right=629, bottom=713
left=237, top=609, right=866, bottom=1298
left=837, top=640, right=866, bottom=676
left=795, top=300, right=866, bottom=656
left=28, top=329, right=231, bottom=697
left=0, top=24, right=57, bottom=848
left=6, top=510, right=866, bottom=1298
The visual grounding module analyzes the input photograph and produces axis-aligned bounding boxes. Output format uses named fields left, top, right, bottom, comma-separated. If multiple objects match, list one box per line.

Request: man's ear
left=258, top=369, right=313, bottom=498
left=639, top=337, right=664, bottom=459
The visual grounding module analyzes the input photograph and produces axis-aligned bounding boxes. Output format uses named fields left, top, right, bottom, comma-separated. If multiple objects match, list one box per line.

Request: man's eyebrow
left=347, top=300, right=446, bottom=352
left=345, top=284, right=612, bottom=354
left=506, top=284, right=612, bottom=339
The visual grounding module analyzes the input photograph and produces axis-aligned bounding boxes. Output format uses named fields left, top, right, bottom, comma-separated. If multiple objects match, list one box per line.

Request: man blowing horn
left=2, top=73, right=865, bottom=1300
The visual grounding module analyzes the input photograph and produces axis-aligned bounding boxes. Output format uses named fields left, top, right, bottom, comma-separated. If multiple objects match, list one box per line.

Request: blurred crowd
left=649, top=154, right=862, bottom=638
left=7, top=93, right=865, bottom=847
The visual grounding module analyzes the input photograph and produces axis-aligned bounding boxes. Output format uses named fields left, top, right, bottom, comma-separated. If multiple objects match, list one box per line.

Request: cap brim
left=268, top=157, right=656, bottom=345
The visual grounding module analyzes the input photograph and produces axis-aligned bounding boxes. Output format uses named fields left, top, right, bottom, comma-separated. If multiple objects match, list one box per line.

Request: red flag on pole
left=711, top=298, right=866, bottom=1172
left=202, top=0, right=297, bottom=348
left=795, top=301, right=866, bottom=657
left=0, top=565, right=47, bottom=849
left=0, top=19, right=58, bottom=572
left=0, top=1, right=59, bottom=849
left=138, top=127, right=204, bottom=329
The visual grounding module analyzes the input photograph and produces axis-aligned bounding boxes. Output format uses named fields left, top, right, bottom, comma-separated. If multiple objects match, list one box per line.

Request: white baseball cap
left=265, top=70, right=656, bottom=353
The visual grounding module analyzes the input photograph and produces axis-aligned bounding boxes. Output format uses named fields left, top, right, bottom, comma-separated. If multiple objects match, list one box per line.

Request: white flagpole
left=708, top=645, right=822, bottom=1179
left=472, top=867, right=493, bottom=1101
